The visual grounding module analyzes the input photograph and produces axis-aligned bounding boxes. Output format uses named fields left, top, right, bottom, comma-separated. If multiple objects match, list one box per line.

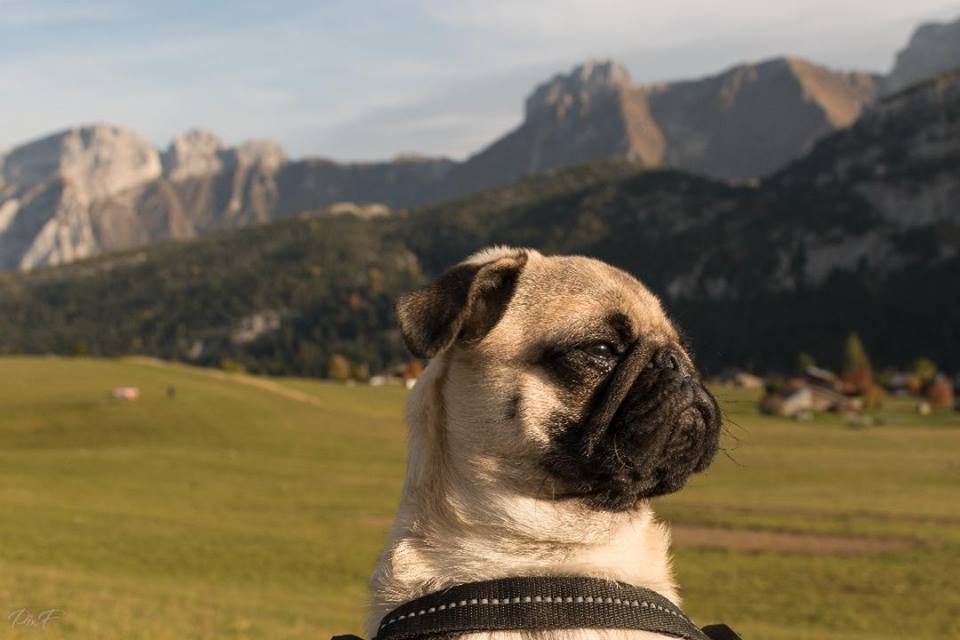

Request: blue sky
left=2, top=0, right=959, bottom=161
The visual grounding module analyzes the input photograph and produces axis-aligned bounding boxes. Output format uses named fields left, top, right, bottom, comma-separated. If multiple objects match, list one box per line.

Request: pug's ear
left=396, top=251, right=528, bottom=358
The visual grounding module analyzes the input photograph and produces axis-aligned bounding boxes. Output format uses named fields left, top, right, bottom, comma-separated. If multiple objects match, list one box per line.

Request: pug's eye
left=580, top=342, right=618, bottom=360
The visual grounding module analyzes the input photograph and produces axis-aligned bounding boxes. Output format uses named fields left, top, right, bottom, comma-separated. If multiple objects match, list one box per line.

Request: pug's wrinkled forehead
left=395, top=245, right=683, bottom=363
left=481, top=249, right=680, bottom=360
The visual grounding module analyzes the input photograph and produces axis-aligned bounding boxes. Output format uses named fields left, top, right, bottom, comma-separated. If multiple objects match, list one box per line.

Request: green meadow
left=1, top=357, right=958, bottom=639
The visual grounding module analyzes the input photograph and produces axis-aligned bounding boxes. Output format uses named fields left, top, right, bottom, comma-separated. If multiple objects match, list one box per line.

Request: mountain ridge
left=434, top=55, right=881, bottom=199
left=886, top=15, right=960, bottom=94
left=0, top=124, right=454, bottom=269
left=2, top=14, right=958, bottom=270
left=1, top=68, right=957, bottom=374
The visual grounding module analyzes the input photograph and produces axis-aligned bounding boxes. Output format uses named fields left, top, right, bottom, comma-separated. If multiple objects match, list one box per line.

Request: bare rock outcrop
left=0, top=125, right=450, bottom=269
left=1, top=125, right=161, bottom=201
left=439, top=56, right=880, bottom=198
left=161, top=129, right=225, bottom=181
left=886, top=16, right=960, bottom=94
left=640, top=57, right=879, bottom=180
left=0, top=125, right=163, bottom=268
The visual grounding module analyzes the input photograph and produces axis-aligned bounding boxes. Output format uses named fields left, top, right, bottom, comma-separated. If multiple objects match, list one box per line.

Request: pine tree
left=842, top=333, right=872, bottom=376
left=796, top=352, right=816, bottom=373
left=841, top=332, right=873, bottom=393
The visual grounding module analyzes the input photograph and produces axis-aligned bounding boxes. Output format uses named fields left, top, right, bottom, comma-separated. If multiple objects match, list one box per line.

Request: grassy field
left=1, top=357, right=958, bottom=639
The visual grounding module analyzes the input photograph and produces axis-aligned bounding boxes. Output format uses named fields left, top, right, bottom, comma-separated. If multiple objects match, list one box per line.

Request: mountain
left=2, top=15, right=956, bottom=272
left=412, top=69, right=960, bottom=370
left=1, top=70, right=957, bottom=374
left=886, top=15, right=960, bottom=94
left=439, top=57, right=879, bottom=197
left=639, top=57, right=878, bottom=179
left=0, top=126, right=452, bottom=270
left=0, top=127, right=163, bottom=269
left=0, top=59, right=881, bottom=271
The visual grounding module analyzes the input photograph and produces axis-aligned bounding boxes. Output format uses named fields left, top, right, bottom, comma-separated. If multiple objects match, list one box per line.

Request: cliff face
left=0, top=126, right=453, bottom=270
left=0, top=126, right=164, bottom=269
left=774, top=69, right=960, bottom=230
left=886, top=16, right=960, bottom=94
left=438, top=57, right=879, bottom=198
left=642, top=57, right=879, bottom=180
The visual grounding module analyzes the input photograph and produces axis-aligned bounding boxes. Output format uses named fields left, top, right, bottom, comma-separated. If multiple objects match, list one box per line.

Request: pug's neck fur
left=367, top=353, right=679, bottom=638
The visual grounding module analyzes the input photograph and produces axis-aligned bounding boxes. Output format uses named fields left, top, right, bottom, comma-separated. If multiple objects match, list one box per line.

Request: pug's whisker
left=718, top=447, right=744, bottom=466
left=719, top=412, right=748, bottom=441
left=533, top=473, right=553, bottom=504
left=718, top=438, right=742, bottom=455
left=611, top=436, right=633, bottom=471
left=720, top=423, right=743, bottom=444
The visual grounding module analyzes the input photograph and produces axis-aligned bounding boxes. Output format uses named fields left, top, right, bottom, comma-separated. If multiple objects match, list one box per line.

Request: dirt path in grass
left=677, top=502, right=960, bottom=526
left=671, top=526, right=915, bottom=555
left=124, top=357, right=331, bottom=409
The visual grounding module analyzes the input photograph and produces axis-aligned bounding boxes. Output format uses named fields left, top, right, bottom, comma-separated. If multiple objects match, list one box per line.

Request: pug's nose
left=653, top=347, right=688, bottom=377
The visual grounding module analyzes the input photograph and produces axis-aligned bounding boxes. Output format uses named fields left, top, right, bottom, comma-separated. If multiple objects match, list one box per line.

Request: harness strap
left=365, top=577, right=739, bottom=640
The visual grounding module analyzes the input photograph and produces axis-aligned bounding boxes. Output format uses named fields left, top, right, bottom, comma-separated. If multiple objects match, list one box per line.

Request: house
left=714, top=370, right=763, bottom=389
left=770, top=386, right=856, bottom=418
left=884, top=370, right=918, bottom=395
left=732, top=371, right=763, bottom=389
left=779, top=387, right=814, bottom=418
left=804, top=366, right=840, bottom=389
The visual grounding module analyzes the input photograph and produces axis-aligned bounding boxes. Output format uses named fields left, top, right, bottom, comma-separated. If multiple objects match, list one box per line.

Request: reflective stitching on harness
left=379, top=594, right=691, bottom=630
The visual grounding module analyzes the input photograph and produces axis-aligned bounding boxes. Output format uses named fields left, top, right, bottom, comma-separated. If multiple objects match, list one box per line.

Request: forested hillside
left=2, top=72, right=958, bottom=375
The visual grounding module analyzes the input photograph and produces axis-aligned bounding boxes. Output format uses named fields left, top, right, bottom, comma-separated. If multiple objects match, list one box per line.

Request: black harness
left=335, top=577, right=740, bottom=640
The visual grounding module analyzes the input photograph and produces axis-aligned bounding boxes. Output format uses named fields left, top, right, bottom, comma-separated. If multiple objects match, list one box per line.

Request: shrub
left=327, top=354, right=352, bottom=382
left=862, top=383, right=886, bottom=411
left=220, top=358, right=245, bottom=373
left=912, top=357, right=938, bottom=387
left=351, top=362, right=371, bottom=382
left=925, top=377, right=955, bottom=410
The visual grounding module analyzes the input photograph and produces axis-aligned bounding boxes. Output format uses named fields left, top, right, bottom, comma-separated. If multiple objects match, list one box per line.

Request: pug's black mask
left=543, top=342, right=721, bottom=511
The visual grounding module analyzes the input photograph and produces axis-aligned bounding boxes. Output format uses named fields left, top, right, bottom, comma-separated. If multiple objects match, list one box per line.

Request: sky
left=1, top=0, right=959, bottom=161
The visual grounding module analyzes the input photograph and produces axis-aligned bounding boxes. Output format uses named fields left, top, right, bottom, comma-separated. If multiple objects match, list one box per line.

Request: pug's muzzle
left=544, top=344, right=722, bottom=511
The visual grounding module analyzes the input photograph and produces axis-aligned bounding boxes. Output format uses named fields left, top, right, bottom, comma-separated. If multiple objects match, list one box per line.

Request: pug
left=367, top=247, right=722, bottom=640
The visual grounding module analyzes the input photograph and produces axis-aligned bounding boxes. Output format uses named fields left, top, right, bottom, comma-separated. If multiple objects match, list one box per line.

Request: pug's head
left=396, top=247, right=721, bottom=513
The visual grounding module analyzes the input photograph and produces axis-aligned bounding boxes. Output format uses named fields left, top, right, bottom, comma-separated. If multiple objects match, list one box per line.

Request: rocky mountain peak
left=228, top=140, right=287, bottom=169
left=525, top=59, right=632, bottom=120
left=781, top=57, right=879, bottom=126
left=161, top=132, right=287, bottom=181
left=886, top=15, right=960, bottom=94
left=161, top=129, right=225, bottom=181
left=1, top=124, right=161, bottom=200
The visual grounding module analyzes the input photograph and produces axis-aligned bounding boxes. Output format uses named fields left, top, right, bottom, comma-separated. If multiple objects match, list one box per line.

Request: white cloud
left=309, top=0, right=960, bottom=159
left=1, top=1, right=958, bottom=159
